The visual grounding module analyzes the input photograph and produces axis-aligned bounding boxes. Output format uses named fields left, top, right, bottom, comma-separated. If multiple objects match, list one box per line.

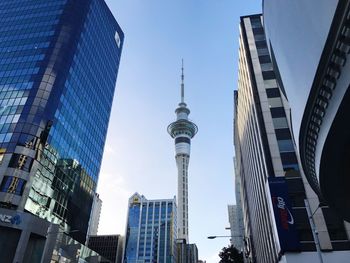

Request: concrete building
left=0, top=0, right=124, bottom=261
left=88, top=193, right=103, bottom=237
left=227, top=205, right=243, bottom=250
left=175, top=239, right=199, bottom=263
left=263, top=0, right=350, bottom=221
left=168, top=62, right=198, bottom=243
left=228, top=158, right=245, bottom=251
left=123, top=193, right=177, bottom=263
left=88, top=234, right=124, bottom=263
left=186, top=243, right=198, bottom=263
left=234, top=14, right=350, bottom=263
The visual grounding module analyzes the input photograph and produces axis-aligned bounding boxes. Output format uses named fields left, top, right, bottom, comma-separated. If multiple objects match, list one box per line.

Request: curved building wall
left=263, top=0, right=350, bottom=221
left=263, top=0, right=338, bottom=145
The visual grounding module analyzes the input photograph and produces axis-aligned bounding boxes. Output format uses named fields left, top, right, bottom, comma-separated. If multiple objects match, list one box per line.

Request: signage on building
left=115, top=31, right=121, bottom=48
left=268, top=177, right=300, bottom=251
left=0, top=213, right=21, bottom=225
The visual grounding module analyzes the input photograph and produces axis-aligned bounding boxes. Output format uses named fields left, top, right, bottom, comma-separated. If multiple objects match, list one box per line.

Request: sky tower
left=168, top=61, right=198, bottom=242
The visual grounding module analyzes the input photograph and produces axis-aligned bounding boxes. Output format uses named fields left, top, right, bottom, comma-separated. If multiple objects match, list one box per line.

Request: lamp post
left=304, top=199, right=324, bottom=263
left=207, top=235, right=235, bottom=239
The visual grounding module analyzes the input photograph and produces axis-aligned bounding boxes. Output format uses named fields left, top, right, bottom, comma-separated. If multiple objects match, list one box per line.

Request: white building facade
left=234, top=14, right=350, bottom=263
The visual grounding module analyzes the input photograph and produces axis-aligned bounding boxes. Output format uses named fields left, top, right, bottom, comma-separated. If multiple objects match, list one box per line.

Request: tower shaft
left=176, top=153, right=190, bottom=241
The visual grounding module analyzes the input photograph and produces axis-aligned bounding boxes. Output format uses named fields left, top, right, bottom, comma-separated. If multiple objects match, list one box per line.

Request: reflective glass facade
left=124, top=193, right=177, bottom=263
left=0, top=0, right=123, bottom=244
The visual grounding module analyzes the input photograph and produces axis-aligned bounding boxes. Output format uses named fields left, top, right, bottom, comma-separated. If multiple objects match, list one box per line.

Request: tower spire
left=181, top=59, right=184, bottom=104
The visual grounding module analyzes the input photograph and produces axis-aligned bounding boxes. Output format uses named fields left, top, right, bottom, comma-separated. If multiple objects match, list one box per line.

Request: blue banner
left=268, top=177, right=300, bottom=251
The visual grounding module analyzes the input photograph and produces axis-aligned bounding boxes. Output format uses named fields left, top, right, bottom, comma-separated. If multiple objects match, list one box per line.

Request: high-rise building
left=0, top=0, right=124, bottom=261
left=123, top=193, right=177, bottom=263
left=186, top=243, right=198, bottom=263
left=263, top=0, right=350, bottom=221
left=234, top=14, right=350, bottom=263
left=87, top=192, right=103, bottom=237
left=227, top=204, right=243, bottom=250
left=88, top=234, right=124, bottom=263
left=167, top=62, right=198, bottom=243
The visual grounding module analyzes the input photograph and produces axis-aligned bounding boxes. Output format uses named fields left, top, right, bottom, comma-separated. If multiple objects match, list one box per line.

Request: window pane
left=270, top=107, right=286, bottom=118
left=268, top=97, right=283, bottom=108
left=272, top=117, right=289, bottom=129
left=277, top=139, right=295, bottom=152
left=266, top=88, right=280, bottom=98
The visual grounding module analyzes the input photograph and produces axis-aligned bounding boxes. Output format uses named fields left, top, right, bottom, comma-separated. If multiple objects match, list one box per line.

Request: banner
left=268, top=177, right=300, bottom=251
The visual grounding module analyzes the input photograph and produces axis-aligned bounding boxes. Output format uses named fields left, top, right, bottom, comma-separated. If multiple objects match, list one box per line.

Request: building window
left=268, top=97, right=283, bottom=108
left=9, top=154, right=33, bottom=172
left=262, top=70, right=276, bottom=80
left=0, top=176, right=26, bottom=196
left=280, top=152, right=298, bottom=165
left=266, top=88, right=280, bottom=98
left=275, top=128, right=292, bottom=140
left=258, top=55, right=271, bottom=64
left=322, top=207, right=348, bottom=241
left=277, top=139, right=295, bottom=152
left=272, top=117, right=289, bottom=129
left=270, top=107, right=286, bottom=118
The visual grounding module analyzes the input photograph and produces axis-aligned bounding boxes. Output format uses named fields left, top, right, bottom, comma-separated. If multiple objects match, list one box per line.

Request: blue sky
left=97, top=1, right=261, bottom=262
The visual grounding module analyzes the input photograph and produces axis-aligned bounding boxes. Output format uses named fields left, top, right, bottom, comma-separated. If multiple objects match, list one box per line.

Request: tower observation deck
left=167, top=61, right=198, bottom=242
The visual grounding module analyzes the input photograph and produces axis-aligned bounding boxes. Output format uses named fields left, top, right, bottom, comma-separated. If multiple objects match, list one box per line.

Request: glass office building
left=263, top=0, right=350, bottom=221
left=124, top=193, right=177, bottom=263
left=0, top=0, right=123, bottom=261
left=234, top=14, right=350, bottom=263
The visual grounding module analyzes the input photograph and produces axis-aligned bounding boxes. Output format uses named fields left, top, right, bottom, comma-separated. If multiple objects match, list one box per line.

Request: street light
left=207, top=235, right=234, bottom=239
left=304, top=199, right=324, bottom=263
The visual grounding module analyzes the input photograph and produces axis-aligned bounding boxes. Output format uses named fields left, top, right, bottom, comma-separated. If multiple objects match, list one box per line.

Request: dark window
left=270, top=107, right=286, bottom=118
left=250, top=17, right=261, bottom=28
left=258, top=55, right=271, bottom=64
left=175, top=137, right=190, bottom=144
left=257, top=47, right=269, bottom=56
left=286, top=178, right=305, bottom=193
left=255, top=40, right=267, bottom=48
left=275, top=128, right=291, bottom=140
left=332, top=241, right=350, bottom=250
left=253, top=27, right=264, bottom=35
left=277, top=139, right=295, bottom=152
left=266, top=88, right=280, bottom=98
left=9, top=153, right=33, bottom=172
left=283, top=164, right=300, bottom=178
left=262, top=70, right=276, bottom=80
left=322, top=208, right=348, bottom=241
left=280, top=152, right=298, bottom=165
left=292, top=208, right=313, bottom=241
left=0, top=176, right=26, bottom=196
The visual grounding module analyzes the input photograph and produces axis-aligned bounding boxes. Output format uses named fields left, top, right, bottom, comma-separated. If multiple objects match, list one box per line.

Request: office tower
left=234, top=14, right=350, bottom=263
left=0, top=0, right=124, bottom=261
left=123, top=193, right=177, bottom=263
left=227, top=205, right=243, bottom=250
left=87, top=193, right=103, bottom=237
left=88, top=234, right=124, bottom=263
left=168, top=63, right=198, bottom=242
left=263, top=0, right=350, bottom=221
left=176, top=238, right=187, bottom=263
left=186, top=243, right=198, bottom=263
